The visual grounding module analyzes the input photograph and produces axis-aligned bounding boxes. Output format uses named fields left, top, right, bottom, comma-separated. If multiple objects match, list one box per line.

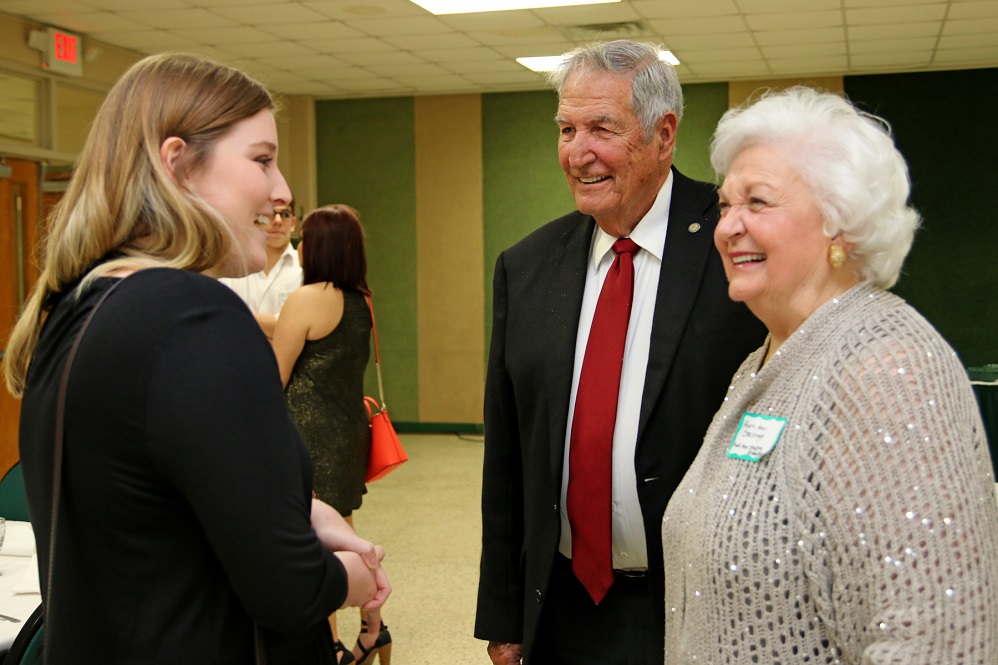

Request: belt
left=613, top=568, right=647, bottom=579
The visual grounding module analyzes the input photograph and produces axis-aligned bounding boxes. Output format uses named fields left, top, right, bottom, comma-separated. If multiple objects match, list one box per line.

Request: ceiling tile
left=647, top=16, right=745, bottom=35
left=464, top=27, right=568, bottom=46
left=436, top=11, right=545, bottom=31
left=687, top=60, right=773, bottom=78
left=304, top=0, right=426, bottom=20
left=846, top=5, right=946, bottom=24
left=365, top=62, right=451, bottom=77
left=847, top=21, right=940, bottom=39
left=943, top=17, right=998, bottom=34
left=663, top=33, right=758, bottom=49
left=170, top=25, right=276, bottom=44
left=745, top=10, right=842, bottom=31
left=844, top=0, right=942, bottom=5
left=115, top=8, right=237, bottom=29
left=849, top=36, right=937, bottom=53
left=947, top=1, right=998, bottom=20
left=850, top=51, right=933, bottom=68
left=767, top=54, right=848, bottom=73
left=488, top=40, right=578, bottom=57
left=80, top=0, right=189, bottom=9
left=344, top=14, right=454, bottom=36
left=380, top=32, right=481, bottom=50
left=189, top=0, right=296, bottom=5
left=87, top=29, right=199, bottom=49
left=532, top=3, right=642, bottom=23
left=676, top=46, right=764, bottom=63
left=754, top=27, right=845, bottom=46
left=444, top=59, right=524, bottom=74
left=260, top=53, right=350, bottom=69
left=224, top=40, right=316, bottom=57
left=417, top=46, right=507, bottom=63
left=938, top=32, right=998, bottom=49
left=210, top=3, right=330, bottom=24
left=738, top=0, right=839, bottom=10
left=26, top=11, right=150, bottom=32
left=295, top=65, right=373, bottom=80
left=631, top=0, right=739, bottom=19
left=300, top=36, right=398, bottom=54
left=1, top=0, right=995, bottom=99
left=932, top=45, right=998, bottom=65
left=260, top=21, right=366, bottom=40
left=465, top=69, right=546, bottom=85
left=0, top=0, right=93, bottom=13
left=334, top=49, right=428, bottom=65
left=762, top=43, right=847, bottom=59
left=390, top=74, right=477, bottom=89
left=332, top=76, right=413, bottom=92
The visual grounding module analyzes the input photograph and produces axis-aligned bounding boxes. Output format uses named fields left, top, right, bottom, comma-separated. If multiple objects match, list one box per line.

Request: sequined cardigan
left=662, top=282, right=998, bottom=665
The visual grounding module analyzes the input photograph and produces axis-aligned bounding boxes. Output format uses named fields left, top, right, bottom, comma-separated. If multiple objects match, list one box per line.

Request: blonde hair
left=3, top=53, right=274, bottom=397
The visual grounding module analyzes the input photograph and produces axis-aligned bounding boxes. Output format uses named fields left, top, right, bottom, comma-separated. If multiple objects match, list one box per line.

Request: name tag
left=727, top=412, right=787, bottom=462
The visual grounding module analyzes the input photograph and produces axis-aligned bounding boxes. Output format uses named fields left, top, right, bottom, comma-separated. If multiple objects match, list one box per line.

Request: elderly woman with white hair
left=662, top=86, right=998, bottom=665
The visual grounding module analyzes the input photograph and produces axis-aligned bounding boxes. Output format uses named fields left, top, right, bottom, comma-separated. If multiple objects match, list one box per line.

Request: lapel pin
left=688, top=223, right=701, bottom=233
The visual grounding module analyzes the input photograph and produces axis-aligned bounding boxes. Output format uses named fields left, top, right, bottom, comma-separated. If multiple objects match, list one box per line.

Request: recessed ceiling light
left=409, top=0, right=621, bottom=15
left=517, top=50, right=680, bottom=72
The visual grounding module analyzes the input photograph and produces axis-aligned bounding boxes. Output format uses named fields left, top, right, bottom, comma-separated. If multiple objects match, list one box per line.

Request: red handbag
left=364, top=297, right=408, bottom=481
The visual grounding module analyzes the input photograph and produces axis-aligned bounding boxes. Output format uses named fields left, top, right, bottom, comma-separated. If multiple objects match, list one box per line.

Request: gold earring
left=828, top=244, right=846, bottom=269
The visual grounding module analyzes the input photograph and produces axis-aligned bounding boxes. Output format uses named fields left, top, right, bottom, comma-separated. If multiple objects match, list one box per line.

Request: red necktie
left=567, top=237, right=640, bottom=604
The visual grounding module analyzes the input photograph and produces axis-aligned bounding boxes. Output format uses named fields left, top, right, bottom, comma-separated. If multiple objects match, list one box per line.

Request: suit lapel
left=543, top=213, right=594, bottom=483
left=638, top=169, right=719, bottom=439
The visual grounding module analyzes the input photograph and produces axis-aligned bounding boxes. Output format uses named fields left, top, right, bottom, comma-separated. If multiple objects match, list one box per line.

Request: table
left=0, top=522, right=40, bottom=654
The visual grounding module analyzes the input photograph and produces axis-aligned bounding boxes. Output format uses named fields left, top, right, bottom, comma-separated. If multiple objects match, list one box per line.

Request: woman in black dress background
left=273, top=204, right=392, bottom=664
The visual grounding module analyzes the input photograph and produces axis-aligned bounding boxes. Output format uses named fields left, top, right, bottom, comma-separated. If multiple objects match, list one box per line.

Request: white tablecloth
left=0, top=521, right=41, bottom=653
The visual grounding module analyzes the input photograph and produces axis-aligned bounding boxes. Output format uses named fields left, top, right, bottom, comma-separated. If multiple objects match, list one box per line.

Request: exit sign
left=42, top=27, right=83, bottom=76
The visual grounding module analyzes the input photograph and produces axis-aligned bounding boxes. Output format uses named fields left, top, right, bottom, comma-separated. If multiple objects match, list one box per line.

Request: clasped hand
left=311, top=498, right=391, bottom=610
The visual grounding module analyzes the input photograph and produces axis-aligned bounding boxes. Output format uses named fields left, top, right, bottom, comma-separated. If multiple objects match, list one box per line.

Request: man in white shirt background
left=220, top=199, right=302, bottom=338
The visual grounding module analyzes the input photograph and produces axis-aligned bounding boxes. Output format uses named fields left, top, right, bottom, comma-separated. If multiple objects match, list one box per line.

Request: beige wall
left=729, top=76, right=844, bottom=106
left=413, top=95, right=485, bottom=423
left=276, top=94, right=317, bottom=216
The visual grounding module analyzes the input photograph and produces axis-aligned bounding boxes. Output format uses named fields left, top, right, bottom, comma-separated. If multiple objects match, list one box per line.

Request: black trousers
left=529, top=554, right=660, bottom=665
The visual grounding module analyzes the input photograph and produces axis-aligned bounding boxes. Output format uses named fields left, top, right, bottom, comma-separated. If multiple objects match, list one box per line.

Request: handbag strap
left=47, top=276, right=125, bottom=653
left=47, top=275, right=268, bottom=665
left=365, top=295, right=386, bottom=409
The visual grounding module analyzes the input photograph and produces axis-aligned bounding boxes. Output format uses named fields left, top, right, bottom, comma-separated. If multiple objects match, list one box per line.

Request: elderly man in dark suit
left=475, top=40, right=767, bottom=665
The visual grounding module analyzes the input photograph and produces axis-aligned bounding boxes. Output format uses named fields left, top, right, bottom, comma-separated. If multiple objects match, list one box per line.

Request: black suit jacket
left=475, top=169, right=768, bottom=661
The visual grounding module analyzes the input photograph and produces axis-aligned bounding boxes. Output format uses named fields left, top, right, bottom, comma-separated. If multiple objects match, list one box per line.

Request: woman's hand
left=311, top=498, right=391, bottom=608
left=334, top=551, right=391, bottom=610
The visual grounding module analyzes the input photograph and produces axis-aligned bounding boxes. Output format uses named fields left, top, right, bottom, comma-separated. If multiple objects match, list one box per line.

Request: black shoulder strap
left=47, top=277, right=125, bottom=654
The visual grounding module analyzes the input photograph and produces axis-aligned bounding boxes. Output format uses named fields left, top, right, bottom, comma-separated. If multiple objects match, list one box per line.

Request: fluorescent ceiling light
left=410, top=0, right=621, bottom=15
left=518, top=50, right=680, bottom=72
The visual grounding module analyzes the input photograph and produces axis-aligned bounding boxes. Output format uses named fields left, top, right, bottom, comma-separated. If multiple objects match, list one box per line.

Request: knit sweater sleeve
left=792, top=305, right=998, bottom=664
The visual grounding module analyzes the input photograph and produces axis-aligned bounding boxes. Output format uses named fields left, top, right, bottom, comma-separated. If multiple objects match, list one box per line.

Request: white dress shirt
left=559, top=172, right=674, bottom=571
left=218, top=244, right=302, bottom=315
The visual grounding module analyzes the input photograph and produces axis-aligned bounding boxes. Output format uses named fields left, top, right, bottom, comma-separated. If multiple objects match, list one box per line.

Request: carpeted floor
left=340, top=433, right=487, bottom=664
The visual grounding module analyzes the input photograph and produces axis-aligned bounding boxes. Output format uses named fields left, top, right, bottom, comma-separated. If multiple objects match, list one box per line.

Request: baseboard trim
left=394, top=421, right=484, bottom=435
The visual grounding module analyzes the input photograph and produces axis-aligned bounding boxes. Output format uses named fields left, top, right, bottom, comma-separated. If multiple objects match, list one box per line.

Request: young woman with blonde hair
left=4, top=53, right=389, bottom=664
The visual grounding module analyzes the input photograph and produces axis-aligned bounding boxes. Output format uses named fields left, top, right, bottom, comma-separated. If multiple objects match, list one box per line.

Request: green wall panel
left=845, top=69, right=997, bottom=366
left=482, top=90, right=576, bottom=349
left=315, top=97, right=419, bottom=420
left=673, top=82, right=729, bottom=184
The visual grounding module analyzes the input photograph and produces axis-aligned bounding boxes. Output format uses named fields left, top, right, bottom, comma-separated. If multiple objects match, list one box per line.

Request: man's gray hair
left=546, top=40, right=684, bottom=141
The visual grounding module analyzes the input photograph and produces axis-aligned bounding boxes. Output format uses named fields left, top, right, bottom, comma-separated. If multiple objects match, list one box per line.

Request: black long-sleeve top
left=19, top=268, right=347, bottom=664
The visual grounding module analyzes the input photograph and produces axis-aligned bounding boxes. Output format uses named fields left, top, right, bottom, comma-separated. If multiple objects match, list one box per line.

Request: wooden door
left=1, top=158, right=41, bottom=478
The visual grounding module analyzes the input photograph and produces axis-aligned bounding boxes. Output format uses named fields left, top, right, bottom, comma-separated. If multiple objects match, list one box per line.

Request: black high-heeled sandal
left=334, top=639, right=356, bottom=664
left=354, top=618, right=392, bottom=665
